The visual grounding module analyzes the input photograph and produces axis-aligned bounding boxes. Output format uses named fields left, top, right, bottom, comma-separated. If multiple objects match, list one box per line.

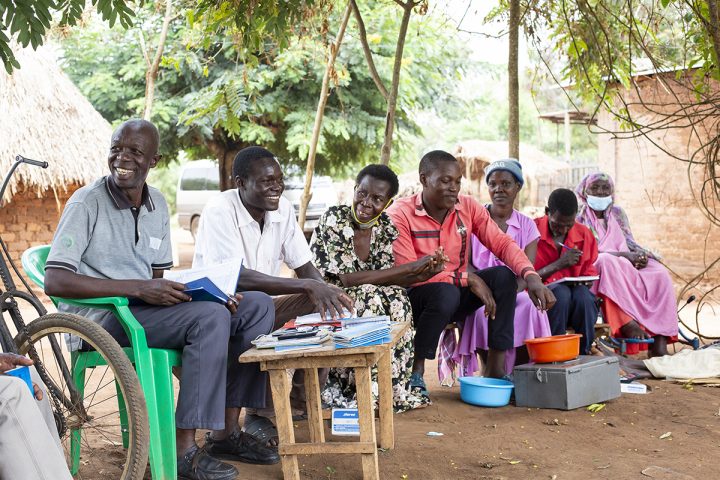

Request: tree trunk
left=508, top=0, right=520, bottom=160
left=142, top=0, right=173, bottom=120
left=379, top=0, right=415, bottom=165
left=297, top=1, right=352, bottom=229
left=206, top=134, right=241, bottom=191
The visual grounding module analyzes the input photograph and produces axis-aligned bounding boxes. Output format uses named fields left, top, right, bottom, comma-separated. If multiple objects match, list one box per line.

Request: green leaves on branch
left=0, top=0, right=138, bottom=73
left=192, top=0, right=330, bottom=54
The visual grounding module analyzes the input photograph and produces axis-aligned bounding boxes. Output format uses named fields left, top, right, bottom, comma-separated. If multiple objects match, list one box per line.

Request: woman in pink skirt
left=575, top=172, right=677, bottom=356
left=453, top=160, right=551, bottom=377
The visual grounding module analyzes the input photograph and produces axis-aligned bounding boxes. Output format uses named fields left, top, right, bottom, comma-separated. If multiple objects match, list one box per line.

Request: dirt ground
left=17, top=228, right=719, bottom=480
left=231, top=369, right=720, bottom=480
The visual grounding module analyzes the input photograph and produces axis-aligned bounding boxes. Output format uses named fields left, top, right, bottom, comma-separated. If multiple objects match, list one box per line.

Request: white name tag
left=149, top=237, right=162, bottom=250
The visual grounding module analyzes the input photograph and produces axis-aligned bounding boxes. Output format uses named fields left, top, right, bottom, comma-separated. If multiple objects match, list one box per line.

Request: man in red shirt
left=534, top=188, right=599, bottom=354
left=388, top=151, right=555, bottom=396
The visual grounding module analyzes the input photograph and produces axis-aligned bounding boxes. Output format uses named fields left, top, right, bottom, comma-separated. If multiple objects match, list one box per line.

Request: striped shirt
left=387, top=193, right=537, bottom=287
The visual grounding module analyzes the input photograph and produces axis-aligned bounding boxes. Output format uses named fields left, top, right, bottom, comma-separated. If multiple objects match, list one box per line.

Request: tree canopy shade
left=0, top=0, right=137, bottom=73
left=60, top=1, right=469, bottom=180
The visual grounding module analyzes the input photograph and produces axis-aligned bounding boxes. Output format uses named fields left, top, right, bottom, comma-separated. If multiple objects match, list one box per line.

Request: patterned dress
left=310, top=205, right=430, bottom=412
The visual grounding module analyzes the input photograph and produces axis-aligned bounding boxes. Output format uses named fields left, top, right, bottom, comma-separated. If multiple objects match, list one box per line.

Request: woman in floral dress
left=310, top=164, right=443, bottom=411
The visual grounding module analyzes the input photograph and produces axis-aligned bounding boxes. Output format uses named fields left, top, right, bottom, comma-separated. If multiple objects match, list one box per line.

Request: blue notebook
left=184, top=277, right=230, bottom=304
left=130, top=261, right=242, bottom=306
left=335, top=334, right=392, bottom=349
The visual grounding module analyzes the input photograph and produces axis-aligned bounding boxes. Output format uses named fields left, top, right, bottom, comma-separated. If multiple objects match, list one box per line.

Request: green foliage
left=0, top=0, right=138, bottom=73
left=519, top=0, right=714, bottom=107
left=192, top=0, right=331, bottom=57
left=60, top=0, right=470, bottom=177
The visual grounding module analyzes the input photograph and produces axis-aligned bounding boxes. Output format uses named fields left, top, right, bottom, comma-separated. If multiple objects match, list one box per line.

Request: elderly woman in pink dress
left=449, top=160, right=551, bottom=377
left=575, top=172, right=677, bottom=356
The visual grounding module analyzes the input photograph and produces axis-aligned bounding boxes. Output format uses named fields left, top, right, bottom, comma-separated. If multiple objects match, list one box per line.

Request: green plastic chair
left=22, top=245, right=181, bottom=479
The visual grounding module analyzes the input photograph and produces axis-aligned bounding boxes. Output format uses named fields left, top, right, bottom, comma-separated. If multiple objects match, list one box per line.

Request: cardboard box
left=514, top=355, right=620, bottom=410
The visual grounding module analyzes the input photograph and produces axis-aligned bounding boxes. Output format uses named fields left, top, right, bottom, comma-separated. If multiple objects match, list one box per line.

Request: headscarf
left=575, top=172, right=646, bottom=254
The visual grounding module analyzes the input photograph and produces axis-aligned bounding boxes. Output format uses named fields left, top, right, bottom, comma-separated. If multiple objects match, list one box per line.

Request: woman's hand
left=632, top=251, right=648, bottom=269
left=621, top=251, right=648, bottom=269
left=468, top=273, right=496, bottom=320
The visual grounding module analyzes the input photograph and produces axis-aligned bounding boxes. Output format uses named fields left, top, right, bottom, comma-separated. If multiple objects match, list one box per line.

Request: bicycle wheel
left=14, top=313, right=149, bottom=480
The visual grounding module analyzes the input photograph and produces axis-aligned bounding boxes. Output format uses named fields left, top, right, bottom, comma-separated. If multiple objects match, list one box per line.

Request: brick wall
left=0, top=184, right=76, bottom=290
left=597, top=73, right=720, bottom=286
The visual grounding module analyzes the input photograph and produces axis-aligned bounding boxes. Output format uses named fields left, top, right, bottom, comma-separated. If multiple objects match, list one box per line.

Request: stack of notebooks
left=251, top=329, right=332, bottom=352
left=332, top=317, right=391, bottom=349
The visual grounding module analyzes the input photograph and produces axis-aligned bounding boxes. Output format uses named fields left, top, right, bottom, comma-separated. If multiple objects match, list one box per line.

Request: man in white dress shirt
left=193, top=146, right=355, bottom=447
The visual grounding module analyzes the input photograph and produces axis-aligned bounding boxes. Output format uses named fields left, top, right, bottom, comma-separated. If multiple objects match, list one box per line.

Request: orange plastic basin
left=524, top=334, right=582, bottom=363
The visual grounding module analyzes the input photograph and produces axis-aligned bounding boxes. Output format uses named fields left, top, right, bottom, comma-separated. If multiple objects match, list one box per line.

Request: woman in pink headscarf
left=575, top=172, right=677, bottom=356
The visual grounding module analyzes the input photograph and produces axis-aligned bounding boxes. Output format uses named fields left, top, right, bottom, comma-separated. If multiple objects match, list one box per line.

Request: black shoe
left=177, top=444, right=238, bottom=480
left=205, top=431, right=280, bottom=465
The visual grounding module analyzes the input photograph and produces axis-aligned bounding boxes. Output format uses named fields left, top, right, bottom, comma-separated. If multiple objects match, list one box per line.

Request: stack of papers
left=339, top=315, right=390, bottom=328
left=548, top=275, right=599, bottom=286
left=295, top=309, right=354, bottom=326
left=333, top=320, right=391, bottom=349
left=252, top=330, right=332, bottom=352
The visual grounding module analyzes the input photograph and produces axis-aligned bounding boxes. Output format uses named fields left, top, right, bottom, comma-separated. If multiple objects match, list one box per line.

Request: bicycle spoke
left=84, top=375, right=118, bottom=402
left=87, top=393, right=120, bottom=411
left=85, top=365, right=111, bottom=409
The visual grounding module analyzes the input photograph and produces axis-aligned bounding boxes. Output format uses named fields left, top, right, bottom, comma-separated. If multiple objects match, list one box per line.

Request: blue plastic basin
left=458, top=376, right=514, bottom=407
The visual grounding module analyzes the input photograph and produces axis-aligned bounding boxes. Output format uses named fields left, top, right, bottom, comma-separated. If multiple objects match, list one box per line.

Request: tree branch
left=297, top=1, right=353, bottom=229
left=379, top=0, right=415, bottom=164
left=143, top=0, right=174, bottom=121
left=138, top=31, right=151, bottom=68
left=350, top=0, right=388, bottom=100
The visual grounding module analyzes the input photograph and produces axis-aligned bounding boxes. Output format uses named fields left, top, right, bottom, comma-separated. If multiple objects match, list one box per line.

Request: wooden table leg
left=269, top=369, right=300, bottom=480
left=376, top=349, right=394, bottom=449
left=354, top=365, right=379, bottom=480
left=303, top=368, right=325, bottom=443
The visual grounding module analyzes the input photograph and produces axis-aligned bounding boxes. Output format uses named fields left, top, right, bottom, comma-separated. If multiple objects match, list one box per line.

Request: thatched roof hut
left=0, top=43, right=110, bottom=263
left=453, top=140, right=571, bottom=208
left=0, top=43, right=109, bottom=203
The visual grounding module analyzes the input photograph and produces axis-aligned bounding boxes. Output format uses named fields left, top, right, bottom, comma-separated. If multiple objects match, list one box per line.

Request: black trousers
left=547, top=283, right=598, bottom=355
left=408, top=266, right=517, bottom=360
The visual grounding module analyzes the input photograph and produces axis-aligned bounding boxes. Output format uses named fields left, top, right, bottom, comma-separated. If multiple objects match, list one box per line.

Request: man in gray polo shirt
left=44, top=119, right=278, bottom=480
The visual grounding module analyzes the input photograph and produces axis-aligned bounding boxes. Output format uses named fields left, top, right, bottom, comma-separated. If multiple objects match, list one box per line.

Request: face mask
left=351, top=198, right=394, bottom=229
left=586, top=194, right=612, bottom=211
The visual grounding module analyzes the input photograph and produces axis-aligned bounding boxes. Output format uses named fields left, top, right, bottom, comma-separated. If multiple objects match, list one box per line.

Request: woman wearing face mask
left=575, top=172, right=677, bottom=357
left=310, top=164, right=444, bottom=410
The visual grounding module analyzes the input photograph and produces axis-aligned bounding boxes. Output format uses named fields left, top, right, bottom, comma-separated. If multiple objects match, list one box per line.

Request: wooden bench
left=239, top=322, right=410, bottom=480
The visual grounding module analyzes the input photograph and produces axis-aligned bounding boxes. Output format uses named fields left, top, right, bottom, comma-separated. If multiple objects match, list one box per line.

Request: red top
left=387, top=193, right=537, bottom=287
left=533, top=216, right=599, bottom=284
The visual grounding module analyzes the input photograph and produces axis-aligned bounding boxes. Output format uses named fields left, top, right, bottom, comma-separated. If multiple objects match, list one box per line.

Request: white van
left=176, top=159, right=337, bottom=240
left=176, top=160, right=220, bottom=238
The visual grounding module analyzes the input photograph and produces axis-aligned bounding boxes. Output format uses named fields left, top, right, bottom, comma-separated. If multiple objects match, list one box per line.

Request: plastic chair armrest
left=52, top=296, right=149, bottom=350
left=54, top=296, right=129, bottom=308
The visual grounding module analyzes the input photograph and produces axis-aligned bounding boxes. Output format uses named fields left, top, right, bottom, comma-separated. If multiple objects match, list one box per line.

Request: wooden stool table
left=239, top=322, right=409, bottom=480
